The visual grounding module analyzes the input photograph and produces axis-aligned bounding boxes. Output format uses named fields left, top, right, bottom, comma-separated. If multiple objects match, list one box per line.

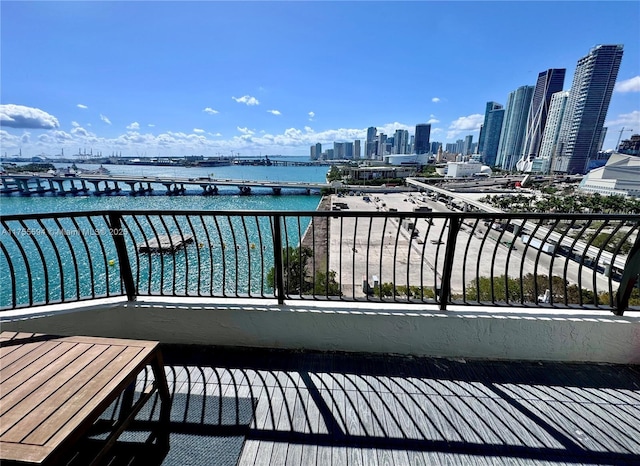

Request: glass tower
left=555, top=45, right=623, bottom=174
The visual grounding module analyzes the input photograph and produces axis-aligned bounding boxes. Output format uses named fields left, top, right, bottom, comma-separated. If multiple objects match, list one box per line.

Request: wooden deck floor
left=133, top=346, right=640, bottom=466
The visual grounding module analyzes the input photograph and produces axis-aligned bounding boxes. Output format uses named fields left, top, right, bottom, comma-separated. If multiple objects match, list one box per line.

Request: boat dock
left=137, top=234, right=194, bottom=253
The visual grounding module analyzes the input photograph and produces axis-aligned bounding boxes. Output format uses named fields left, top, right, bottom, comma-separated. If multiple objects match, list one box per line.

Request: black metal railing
left=1, top=210, right=638, bottom=314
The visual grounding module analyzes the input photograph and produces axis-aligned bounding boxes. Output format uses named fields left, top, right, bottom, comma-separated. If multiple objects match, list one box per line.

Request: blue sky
left=1, top=1, right=639, bottom=157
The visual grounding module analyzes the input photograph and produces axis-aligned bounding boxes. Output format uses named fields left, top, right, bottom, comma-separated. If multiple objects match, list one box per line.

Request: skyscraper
left=354, top=140, right=361, bottom=159
left=394, top=129, right=409, bottom=154
left=521, top=91, right=569, bottom=173
left=414, top=124, right=431, bottom=154
left=555, top=44, right=624, bottom=174
left=480, top=102, right=504, bottom=166
left=315, top=143, right=322, bottom=159
left=366, top=127, right=377, bottom=158
left=497, top=85, right=534, bottom=170
left=463, top=135, right=473, bottom=156
left=520, top=69, right=566, bottom=163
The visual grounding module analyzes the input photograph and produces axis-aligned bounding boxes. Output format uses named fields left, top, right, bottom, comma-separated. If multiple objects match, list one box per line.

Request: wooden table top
left=0, top=332, right=162, bottom=464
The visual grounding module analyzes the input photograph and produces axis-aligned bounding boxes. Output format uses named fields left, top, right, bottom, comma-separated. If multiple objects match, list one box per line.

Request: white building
left=578, top=153, right=640, bottom=197
left=445, top=161, right=492, bottom=178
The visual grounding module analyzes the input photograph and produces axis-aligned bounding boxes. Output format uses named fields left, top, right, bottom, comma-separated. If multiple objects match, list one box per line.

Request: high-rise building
left=478, top=102, right=502, bottom=155
left=555, top=44, right=624, bottom=174
left=377, top=133, right=387, bottom=158
left=430, top=141, right=441, bottom=154
left=315, top=143, right=322, bottom=159
left=354, top=140, right=361, bottom=159
left=520, top=69, right=566, bottom=164
left=480, top=102, right=505, bottom=166
left=366, top=127, right=377, bottom=158
left=394, top=129, right=409, bottom=154
left=463, top=135, right=473, bottom=155
left=310, top=145, right=317, bottom=160
left=497, top=85, right=534, bottom=170
left=344, top=141, right=354, bottom=159
left=414, top=124, right=431, bottom=154
left=521, top=91, right=569, bottom=173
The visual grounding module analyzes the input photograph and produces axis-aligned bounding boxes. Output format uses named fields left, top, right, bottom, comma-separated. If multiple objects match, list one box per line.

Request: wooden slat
left=0, top=342, right=82, bottom=416
left=30, top=346, right=151, bottom=446
left=0, top=341, right=57, bottom=374
left=0, top=344, right=114, bottom=440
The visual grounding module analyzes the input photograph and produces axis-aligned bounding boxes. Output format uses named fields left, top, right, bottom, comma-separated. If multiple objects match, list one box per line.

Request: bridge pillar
left=17, top=179, right=32, bottom=196
left=239, top=186, right=251, bottom=195
left=56, top=180, right=68, bottom=195
left=162, top=183, right=173, bottom=195
left=69, top=180, right=79, bottom=195
left=272, top=187, right=282, bottom=195
left=90, top=180, right=103, bottom=195
left=306, top=188, right=311, bottom=195
left=80, top=180, right=89, bottom=193
left=126, top=181, right=137, bottom=195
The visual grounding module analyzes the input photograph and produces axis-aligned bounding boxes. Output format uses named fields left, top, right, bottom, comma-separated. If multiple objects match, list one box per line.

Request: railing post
left=109, top=213, right=137, bottom=301
left=272, top=214, right=285, bottom=305
left=439, top=216, right=461, bottom=310
left=614, top=232, right=640, bottom=316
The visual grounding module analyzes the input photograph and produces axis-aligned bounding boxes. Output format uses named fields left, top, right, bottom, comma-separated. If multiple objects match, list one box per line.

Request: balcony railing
left=1, top=210, right=638, bottom=314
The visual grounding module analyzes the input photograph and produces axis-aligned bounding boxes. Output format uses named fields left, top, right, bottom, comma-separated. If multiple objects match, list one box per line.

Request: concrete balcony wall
left=2, top=297, right=639, bottom=364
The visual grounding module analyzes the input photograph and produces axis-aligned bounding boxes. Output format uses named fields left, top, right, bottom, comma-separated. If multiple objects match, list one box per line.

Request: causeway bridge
left=0, top=173, right=331, bottom=196
left=0, top=173, right=411, bottom=197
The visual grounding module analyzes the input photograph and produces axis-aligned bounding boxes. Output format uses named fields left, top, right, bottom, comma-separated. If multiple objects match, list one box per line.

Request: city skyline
left=1, top=2, right=638, bottom=158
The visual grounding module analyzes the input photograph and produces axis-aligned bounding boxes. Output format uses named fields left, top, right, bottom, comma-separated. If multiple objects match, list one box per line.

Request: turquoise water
left=0, top=163, right=325, bottom=307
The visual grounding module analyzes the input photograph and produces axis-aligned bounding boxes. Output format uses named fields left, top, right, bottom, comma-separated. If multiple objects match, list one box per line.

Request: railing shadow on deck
left=93, top=347, right=639, bottom=465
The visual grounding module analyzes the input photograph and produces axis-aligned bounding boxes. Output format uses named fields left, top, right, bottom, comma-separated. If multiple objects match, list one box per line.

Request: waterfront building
left=478, top=102, right=501, bottom=155
left=497, top=85, right=534, bottom=171
left=326, top=148, right=334, bottom=159
left=520, top=69, right=566, bottom=166
left=334, top=142, right=345, bottom=160
left=578, top=153, right=640, bottom=197
left=480, top=103, right=505, bottom=167
left=414, top=124, right=431, bottom=155
left=430, top=141, right=441, bottom=154
left=315, top=143, right=322, bottom=160
left=310, top=145, right=317, bottom=160
left=554, top=44, right=624, bottom=174
left=344, top=141, right=354, bottom=159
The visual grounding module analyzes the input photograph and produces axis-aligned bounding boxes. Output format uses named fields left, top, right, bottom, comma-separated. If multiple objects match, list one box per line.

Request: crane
left=616, top=127, right=634, bottom=150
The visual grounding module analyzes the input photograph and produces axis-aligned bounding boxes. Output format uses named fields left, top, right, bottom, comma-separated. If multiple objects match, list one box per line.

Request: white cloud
left=614, top=76, right=640, bottom=93
left=126, top=122, right=140, bottom=130
left=0, top=104, right=60, bottom=129
left=605, top=110, right=640, bottom=128
left=376, top=122, right=413, bottom=136
left=77, top=104, right=88, bottom=109
left=308, top=111, right=315, bottom=121
left=232, top=95, right=260, bottom=106
left=148, top=124, right=155, bottom=127
left=71, top=126, right=91, bottom=137
left=21, top=132, right=31, bottom=144
left=203, top=107, right=219, bottom=114
left=267, top=109, right=281, bottom=115
left=100, top=114, right=112, bottom=125
left=193, top=128, right=205, bottom=134
left=447, top=114, right=484, bottom=139
left=71, top=121, right=80, bottom=128
left=432, top=97, right=441, bottom=103
left=237, top=126, right=255, bottom=135
left=427, top=118, right=440, bottom=124
left=208, top=132, right=222, bottom=137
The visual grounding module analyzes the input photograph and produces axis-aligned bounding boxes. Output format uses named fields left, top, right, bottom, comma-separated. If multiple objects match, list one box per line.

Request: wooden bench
left=0, top=332, right=171, bottom=465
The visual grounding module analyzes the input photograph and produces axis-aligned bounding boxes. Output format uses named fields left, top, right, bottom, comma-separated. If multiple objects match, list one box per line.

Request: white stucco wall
left=2, top=297, right=638, bottom=364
